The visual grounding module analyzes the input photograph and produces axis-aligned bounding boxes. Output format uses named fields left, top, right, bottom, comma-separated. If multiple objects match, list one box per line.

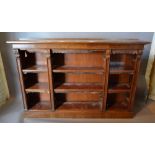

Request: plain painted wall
left=0, top=32, right=153, bottom=100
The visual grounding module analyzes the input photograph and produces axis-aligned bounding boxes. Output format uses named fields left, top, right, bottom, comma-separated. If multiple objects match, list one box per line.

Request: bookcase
left=7, top=39, right=149, bottom=118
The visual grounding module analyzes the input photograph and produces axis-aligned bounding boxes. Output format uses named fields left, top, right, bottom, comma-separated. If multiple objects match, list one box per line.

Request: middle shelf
left=53, top=66, right=104, bottom=74
left=25, top=83, right=49, bottom=93
left=54, top=83, right=104, bottom=93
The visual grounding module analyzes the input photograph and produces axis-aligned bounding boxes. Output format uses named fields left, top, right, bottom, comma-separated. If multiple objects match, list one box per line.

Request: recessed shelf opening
left=27, top=92, right=51, bottom=110
left=52, top=52, right=105, bottom=69
left=54, top=92, right=101, bottom=111
left=110, top=53, right=135, bottom=74
left=107, top=93, right=129, bottom=111
left=108, top=74, right=132, bottom=93
left=23, top=72, right=49, bottom=93
left=19, top=50, right=48, bottom=73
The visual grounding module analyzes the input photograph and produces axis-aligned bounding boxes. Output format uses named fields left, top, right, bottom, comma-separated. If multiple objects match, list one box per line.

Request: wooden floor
left=24, top=100, right=155, bottom=123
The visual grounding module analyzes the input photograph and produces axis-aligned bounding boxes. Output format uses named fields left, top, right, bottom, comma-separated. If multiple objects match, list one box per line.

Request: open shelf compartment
left=26, top=93, right=51, bottom=111
left=54, top=92, right=102, bottom=111
left=53, top=72, right=104, bottom=93
left=18, top=50, right=48, bottom=73
left=51, top=51, right=106, bottom=111
left=52, top=51, right=105, bottom=73
left=110, top=53, right=136, bottom=74
left=108, top=73, right=132, bottom=93
left=107, top=93, right=130, bottom=111
left=23, top=72, right=49, bottom=93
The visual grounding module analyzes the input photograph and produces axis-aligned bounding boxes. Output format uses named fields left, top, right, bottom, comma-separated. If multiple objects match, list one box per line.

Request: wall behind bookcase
left=0, top=32, right=153, bottom=99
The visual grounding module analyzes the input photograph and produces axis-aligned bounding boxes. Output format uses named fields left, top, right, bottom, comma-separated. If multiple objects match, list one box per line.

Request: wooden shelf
left=56, top=101, right=100, bottom=111
left=29, top=101, right=51, bottom=111
left=54, top=83, right=104, bottom=93
left=25, top=83, right=49, bottom=93
left=22, top=65, right=47, bottom=73
left=8, top=38, right=148, bottom=119
left=107, top=100, right=129, bottom=111
left=110, top=65, right=134, bottom=74
left=53, top=66, right=104, bottom=73
left=108, top=83, right=131, bottom=93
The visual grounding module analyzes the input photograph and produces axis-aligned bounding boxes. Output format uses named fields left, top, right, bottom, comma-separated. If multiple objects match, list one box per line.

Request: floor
left=0, top=96, right=155, bottom=123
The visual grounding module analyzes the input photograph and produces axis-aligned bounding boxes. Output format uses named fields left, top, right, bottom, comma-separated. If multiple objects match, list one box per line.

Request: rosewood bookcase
left=7, top=39, right=149, bottom=118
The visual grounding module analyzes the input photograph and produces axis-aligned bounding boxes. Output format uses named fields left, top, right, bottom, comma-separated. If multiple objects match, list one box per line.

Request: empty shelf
left=53, top=66, right=104, bottom=73
left=54, top=83, right=104, bottom=93
left=110, top=65, right=134, bottom=74
left=107, top=100, right=129, bottom=111
left=25, top=83, right=49, bottom=93
left=108, top=83, right=131, bottom=93
left=29, top=101, right=51, bottom=110
left=57, top=101, right=100, bottom=111
left=22, top=65, right=47, bottom=73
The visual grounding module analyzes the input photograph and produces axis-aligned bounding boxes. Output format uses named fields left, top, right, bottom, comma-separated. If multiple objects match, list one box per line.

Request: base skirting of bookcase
left=24, top=110, right=134, bottom=119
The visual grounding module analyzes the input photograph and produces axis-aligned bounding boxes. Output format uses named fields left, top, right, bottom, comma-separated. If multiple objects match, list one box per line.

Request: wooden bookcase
left=7, top=39, right=149, bottom=118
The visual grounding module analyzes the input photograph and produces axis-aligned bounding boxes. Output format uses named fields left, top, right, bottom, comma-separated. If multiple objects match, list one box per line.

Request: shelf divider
left=46, top=51, right=55, bottom=111
left=102, top=50, right=110, bottom=111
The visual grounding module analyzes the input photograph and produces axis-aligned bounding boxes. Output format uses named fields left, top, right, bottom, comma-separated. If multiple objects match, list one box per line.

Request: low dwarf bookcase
left=7, top=39, right=149, bottom=118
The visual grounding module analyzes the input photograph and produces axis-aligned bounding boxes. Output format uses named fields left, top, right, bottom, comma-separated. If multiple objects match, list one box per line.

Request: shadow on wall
left=0, top=32, right=153, bottom=100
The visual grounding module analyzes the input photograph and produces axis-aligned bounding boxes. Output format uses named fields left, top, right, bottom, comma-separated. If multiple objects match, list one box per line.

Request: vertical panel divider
left=128, top=50, right=142, bottom=111
left=101, top=49, right=110, bottom=111
left=14, top=49, right=28, bottom=110
left=46, top=49, right=55, bottom=111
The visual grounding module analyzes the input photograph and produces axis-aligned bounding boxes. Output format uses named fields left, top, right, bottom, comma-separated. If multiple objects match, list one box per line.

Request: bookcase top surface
left=6, top=38, right=150, bottom=44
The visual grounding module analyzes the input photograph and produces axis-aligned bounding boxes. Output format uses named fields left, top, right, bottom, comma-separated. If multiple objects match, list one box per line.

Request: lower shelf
left=56, top=102, right=100, bottom=111
left=25, top=100, right=134, bottom=118
left=29, top=101, right=51, bottom=111
left=107, top=94, right=129, bottom=111
left=107, top=101, right=128, bottom=111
